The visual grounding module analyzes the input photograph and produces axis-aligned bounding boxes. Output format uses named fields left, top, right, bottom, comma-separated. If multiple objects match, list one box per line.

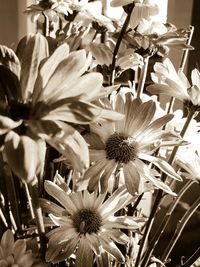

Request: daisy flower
left=43, top=180, right=140, bottom=265
left=0, top=33, right=123, bottom=182
left=176, top=147, right=200, bottom=182
left=80, top=93, right=182, bottom=195
left=0, top=229, right=44, bottom=267
left=89, top=42, right=143, bottom=78
left=25, top=0, right=73, bottom=23
left=111, top=0, right=159, bottom=31
left=147, top=58, right=200, bottom=110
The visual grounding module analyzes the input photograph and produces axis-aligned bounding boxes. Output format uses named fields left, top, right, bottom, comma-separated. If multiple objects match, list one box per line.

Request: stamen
left=72, top=209, right=102, bottom=234
left=105, top=132, right=139, bottom=164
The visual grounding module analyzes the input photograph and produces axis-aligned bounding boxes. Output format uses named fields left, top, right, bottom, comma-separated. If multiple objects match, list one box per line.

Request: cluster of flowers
left=0, top=0, right=200, bottom=267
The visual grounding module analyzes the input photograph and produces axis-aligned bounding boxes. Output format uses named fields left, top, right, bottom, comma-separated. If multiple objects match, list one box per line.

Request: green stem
left=135, top=107, right=196, bottom=267
left=136, top=57, right=149, bottom=99
left=161, top=195, right=200, bottom=265
left=141, top=179, right=195, bottom=267
left=109, top=4, right=134, bottom=85
left=28, top=181, right=46, bottom=259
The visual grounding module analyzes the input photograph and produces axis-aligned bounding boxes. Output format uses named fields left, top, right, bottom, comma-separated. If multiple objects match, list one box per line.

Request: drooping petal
left=4, top=131, right=39, bottom=183
left=75, top=237, right=94, bottom=267
left=18, top=33, right=49, bottom=100
left=99, top=235, right=125, bottom=263
left=85, top=233, right=102, bottom=255
left=123, top=162, right=140, bottom=195
left=139, top=153, right=182, bottom=181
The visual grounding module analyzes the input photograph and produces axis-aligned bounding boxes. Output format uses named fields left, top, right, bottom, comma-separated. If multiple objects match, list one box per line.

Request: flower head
left=147, top=58, right=200, bottom=110
left=43, top=180, right=139, bottom=265
left=0, top=229, right=39, bottom=267
left=80, top=93, right=181, bottom=195
left=0, top=33, right=123, bottom=182
left=25, top=0, right=73, bottom=23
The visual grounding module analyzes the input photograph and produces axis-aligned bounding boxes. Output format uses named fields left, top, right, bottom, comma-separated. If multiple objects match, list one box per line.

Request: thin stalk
left=136, top=57, right=149, bottom=99
left=28, top=181, right=46, bottom=259
left=181, top=246, right=200, bottom=267
left=160, top=195, right=200, bottom=265
left=135, top=107, right=196, bottom=267
left=141, top=179, right=195, bottom=267
left=109, top=4, right=134, bottom=85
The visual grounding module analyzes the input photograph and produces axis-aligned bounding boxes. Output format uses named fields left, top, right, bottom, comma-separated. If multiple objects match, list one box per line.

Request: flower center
left=105, top=132, right=139, bottom=164
left=72, top=209, right=102, bottom=234
left=9, top=101, right=32, bottom=121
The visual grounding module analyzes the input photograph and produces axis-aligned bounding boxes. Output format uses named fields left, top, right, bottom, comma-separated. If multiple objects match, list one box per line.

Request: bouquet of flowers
left=0, top=0, right=199, bottom=266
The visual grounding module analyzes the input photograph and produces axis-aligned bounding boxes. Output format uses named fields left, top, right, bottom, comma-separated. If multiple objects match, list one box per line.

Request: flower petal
left=123, top=162, right=140, bottom=195
left=18, top=33, right=49, bottom=100
left=139, top=153, right=182, bottom=181
left=44, top=180, right=77, bottom=214
left=75, top=237, right=94, bottom=267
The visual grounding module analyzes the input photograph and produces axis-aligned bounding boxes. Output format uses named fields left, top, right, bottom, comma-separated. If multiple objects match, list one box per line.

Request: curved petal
left=139, top=153, right=182, bottom=181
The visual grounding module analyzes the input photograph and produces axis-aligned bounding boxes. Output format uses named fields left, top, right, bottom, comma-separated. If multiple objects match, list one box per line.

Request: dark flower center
left=105, top=132, right=139, bottom=164
left=72, top=209, right=102, bottom=234
left=9, top=101, right=32, bottom=121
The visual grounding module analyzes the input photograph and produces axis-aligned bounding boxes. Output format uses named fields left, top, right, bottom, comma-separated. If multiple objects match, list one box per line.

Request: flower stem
left=136, top=57, right=149, bottom=99
left=160, top=195, right=200, bottom=265
left=28, top=180, right=46, bottom=259
left=181, top=246, right=200, bottom=267
left=135, top=107, right=196, bottom=267
left=109, top=5, right=134, bottom=85
left=141, top=179, right=195, bottom=267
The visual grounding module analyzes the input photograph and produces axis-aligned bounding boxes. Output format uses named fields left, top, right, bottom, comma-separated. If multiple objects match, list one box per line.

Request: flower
left=176, top=147, right=200, bottom=181
left=147, top=58, right=200, bottom=110
left=80, top=93, right=181, bottom=195
left=43, top=180, right=140, bottom=265
left=0, top=33, right=123, bottom=182
left=89, top=42, right=143, bottom=78
left=25, top=0, right=73, bottom=23
left=111, top=0, right=159, bottom=31
left=0, top=229, right=38, bottom=267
